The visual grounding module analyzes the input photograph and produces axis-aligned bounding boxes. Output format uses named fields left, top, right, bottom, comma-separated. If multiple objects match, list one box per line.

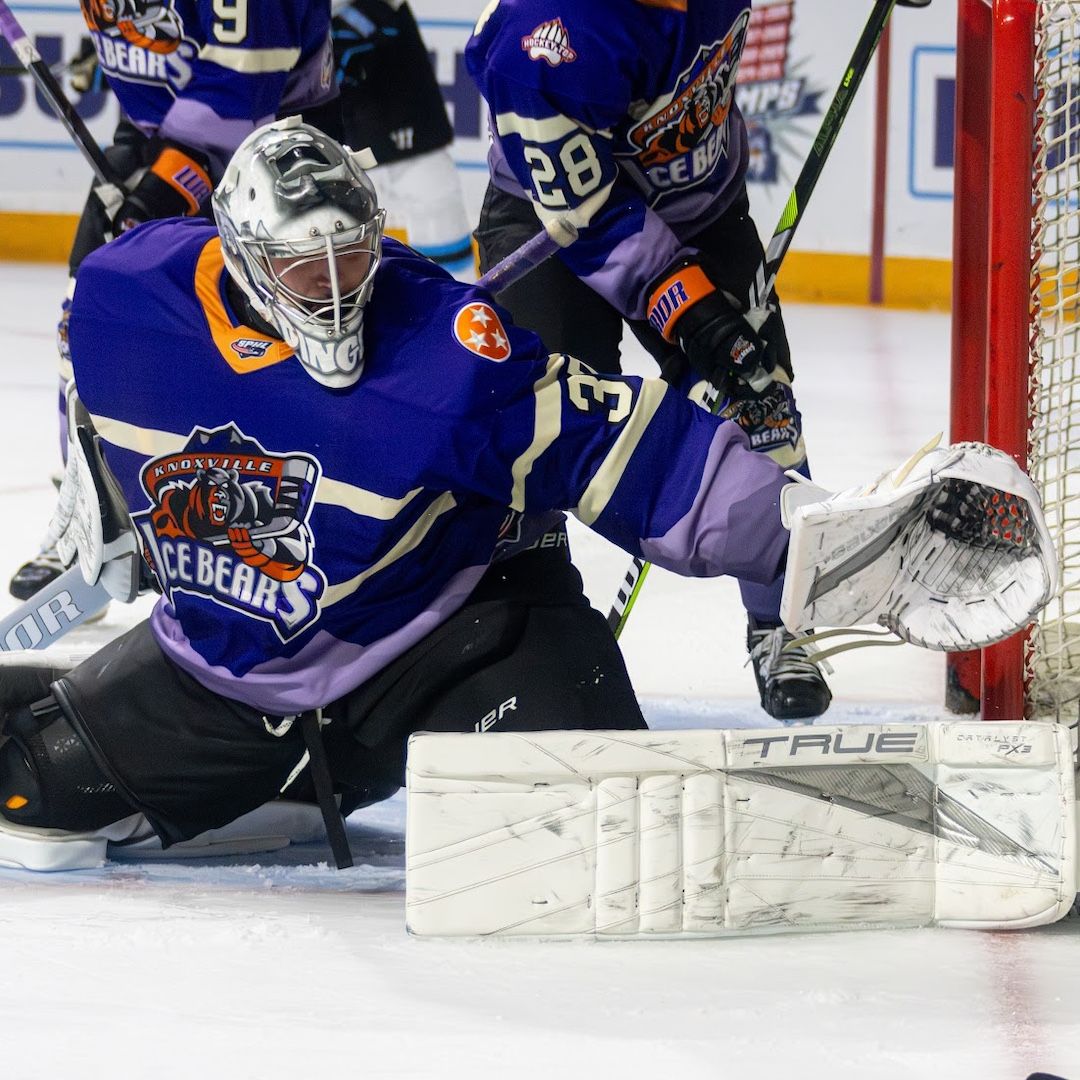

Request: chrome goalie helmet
left=212, top=116, right=385, bottom=388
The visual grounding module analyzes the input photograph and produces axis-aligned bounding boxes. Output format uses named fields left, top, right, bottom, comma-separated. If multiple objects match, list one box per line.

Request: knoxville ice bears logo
left=627, top=10, right=751, bottom=195
left=80, top=0, right=195, bottom=91
left=133, top=424, right=326, bottom=640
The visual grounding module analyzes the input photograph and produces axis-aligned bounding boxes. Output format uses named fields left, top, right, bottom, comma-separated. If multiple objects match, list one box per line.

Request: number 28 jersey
left=466, top=0, right=753, bottom=320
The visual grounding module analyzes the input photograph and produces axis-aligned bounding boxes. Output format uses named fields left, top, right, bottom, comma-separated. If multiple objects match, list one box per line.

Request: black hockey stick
left=0, top=0, right=120, bottom=189
left=605, top=0, right=930, bottom=639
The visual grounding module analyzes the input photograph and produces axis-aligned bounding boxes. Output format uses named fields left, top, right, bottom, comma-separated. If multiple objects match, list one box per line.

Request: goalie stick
left=0, top=221, right=579, bottom=653
left=605, top=0, right=932, bottom=639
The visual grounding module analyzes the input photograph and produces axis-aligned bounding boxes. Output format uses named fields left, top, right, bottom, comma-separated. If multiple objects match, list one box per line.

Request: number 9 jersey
left=78, top=0, right=337, bottom=172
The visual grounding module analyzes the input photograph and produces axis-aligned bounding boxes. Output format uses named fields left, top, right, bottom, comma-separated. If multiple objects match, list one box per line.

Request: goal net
left=950, top=0, right=1080, bottom=722
left=1027, top=3, right=1080, bottom=720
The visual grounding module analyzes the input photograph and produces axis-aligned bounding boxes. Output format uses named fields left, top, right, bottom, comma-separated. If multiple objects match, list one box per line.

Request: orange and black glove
left=646, top=256, right=789, bottom=396
left=112, top=138, right=212, bottom=234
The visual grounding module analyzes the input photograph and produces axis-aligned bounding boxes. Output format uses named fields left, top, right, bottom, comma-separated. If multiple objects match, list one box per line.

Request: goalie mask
left=212, top=117, right=385, bottom=388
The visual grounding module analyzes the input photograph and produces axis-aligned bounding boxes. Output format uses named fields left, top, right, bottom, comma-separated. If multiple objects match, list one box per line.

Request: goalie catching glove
left=780, top=437, right=1057, bottom=650
left=646, top=255, right=789, bottom=395
left=43, top=385, right=141, bottom=604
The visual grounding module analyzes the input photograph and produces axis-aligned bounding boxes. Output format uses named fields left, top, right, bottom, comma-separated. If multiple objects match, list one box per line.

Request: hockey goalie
left=0, top=120, right=1069, bottom=940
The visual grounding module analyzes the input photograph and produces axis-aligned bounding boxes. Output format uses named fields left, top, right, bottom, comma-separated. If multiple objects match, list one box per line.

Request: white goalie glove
left=43, top=384, right=141, bottom=604
left=780, top=437, right=1057, bottom=650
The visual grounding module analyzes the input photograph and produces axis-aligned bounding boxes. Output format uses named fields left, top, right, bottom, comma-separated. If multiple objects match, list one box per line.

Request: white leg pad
left=405, top=723, right=1077, bottom=937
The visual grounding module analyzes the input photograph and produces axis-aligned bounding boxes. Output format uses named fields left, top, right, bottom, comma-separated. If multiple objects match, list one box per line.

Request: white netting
left=1027, top=3, right=1080, bottom=719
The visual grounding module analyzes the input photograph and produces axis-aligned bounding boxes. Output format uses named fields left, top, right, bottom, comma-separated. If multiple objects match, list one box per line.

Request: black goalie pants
left=55, top=546, right=645, bottom=847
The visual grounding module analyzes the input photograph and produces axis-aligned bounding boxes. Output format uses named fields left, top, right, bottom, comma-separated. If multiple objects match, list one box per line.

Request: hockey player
left=0, top=120, right=1053, bottom=873
left=9, top=0, right=341, bottom=603
left=332, top=0, right=475, bottom=279
left=466, top=0, right=826, bottom=720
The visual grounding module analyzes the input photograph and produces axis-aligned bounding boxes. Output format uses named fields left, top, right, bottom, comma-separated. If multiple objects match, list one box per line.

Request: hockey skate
left=747, top=616, right=832, bottom=721
left=8, top=542, right=65, bottom=603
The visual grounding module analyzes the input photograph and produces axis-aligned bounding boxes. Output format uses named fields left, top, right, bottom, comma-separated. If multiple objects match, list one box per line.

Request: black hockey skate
left=747, top=616, right=832, bottom=722
left=8, top=544, right=65, bottom=602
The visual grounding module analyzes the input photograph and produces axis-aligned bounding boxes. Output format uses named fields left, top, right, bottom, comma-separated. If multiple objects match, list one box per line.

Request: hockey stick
left=0, top=219, right=579, bottom=652
left=0, top=569, right=112, bottom=653
left=0, top=1, right=120, bottom=190
left=606, top=0, right=928, bottom=638
left=476, top=216, right=578, bottom=292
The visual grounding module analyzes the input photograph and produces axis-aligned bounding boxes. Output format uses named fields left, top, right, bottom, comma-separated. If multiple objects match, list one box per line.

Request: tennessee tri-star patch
left=453, top=302, right=511, bottom=361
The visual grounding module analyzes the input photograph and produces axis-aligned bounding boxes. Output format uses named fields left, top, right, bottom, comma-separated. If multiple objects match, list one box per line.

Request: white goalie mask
left=212, top=117, right=386, bottom=388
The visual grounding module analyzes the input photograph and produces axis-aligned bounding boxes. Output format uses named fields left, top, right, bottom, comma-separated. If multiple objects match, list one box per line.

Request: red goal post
left=948, top=0, right=1079, bottom=721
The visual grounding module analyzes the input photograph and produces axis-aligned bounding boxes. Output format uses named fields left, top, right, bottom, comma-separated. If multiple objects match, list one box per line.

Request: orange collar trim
left=635, top=0, right=687, bottom=10
left=195, top=238, right=294, bottom=375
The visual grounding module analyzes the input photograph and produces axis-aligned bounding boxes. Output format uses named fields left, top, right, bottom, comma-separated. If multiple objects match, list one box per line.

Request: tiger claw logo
left=627, top=11, right=750, bottom=196
left=133, top=425, right=327, bottom=641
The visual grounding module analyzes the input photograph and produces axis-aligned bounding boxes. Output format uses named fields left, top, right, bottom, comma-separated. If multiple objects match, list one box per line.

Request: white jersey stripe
left=317, top=478, right=423, bottom=520
left=510, top=354, right=565, bottom=512
left=198, top=44, right=302, bottom=74
left=573, top=379, right=668, bottom=527
left=90, top=413, right=423, bottom=521
left=494, top=110, right=610, bottom=143
left=322, top=491, right=457, bottom=605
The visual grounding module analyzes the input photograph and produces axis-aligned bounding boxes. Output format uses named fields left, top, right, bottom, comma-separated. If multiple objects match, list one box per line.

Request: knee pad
left=0, top=695, right=133, bottom=831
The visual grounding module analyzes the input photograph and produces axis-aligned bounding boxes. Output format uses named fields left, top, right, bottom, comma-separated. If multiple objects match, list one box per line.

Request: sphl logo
left=521, top=19, right=577, bottom=67
left=230, top=337, right=273, bottom=360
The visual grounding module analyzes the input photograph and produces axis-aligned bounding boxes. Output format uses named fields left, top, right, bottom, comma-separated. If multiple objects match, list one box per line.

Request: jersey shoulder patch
left=452, top=302, right=512, bottom=362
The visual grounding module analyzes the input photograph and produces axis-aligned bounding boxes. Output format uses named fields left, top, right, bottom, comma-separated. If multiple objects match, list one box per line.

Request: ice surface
left=0, top=264, right=1076, bottom=1079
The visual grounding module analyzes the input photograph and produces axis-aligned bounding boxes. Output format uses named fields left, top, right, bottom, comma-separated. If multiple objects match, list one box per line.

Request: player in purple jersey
left=9, top=0, right=341, bottom=605
left=466, top=0, right=830, bottom=720
left=0, top=119, right=1051, bottom=873
left=0, top=118, right=798, bottom=868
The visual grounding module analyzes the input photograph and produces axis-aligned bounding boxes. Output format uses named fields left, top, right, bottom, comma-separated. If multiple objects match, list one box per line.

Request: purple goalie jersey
left=79, top=0, right=336, bottom=173
left=67, top=219, right=787, bottom=714
left=466, top=0, right=753, bottom=320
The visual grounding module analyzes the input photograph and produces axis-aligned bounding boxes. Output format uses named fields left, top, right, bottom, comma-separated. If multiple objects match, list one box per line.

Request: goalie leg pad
left=405, top=722, right=1076, bottom=937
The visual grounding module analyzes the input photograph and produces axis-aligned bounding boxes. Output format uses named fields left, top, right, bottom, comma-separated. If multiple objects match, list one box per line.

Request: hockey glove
left=68, top=38, right=105, bottom=94
left=646, top=257, right=788, bottom=395
left=112, top=139, right=212, bottom=234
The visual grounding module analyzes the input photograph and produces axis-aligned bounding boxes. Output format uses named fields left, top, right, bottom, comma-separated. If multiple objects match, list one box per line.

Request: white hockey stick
left=0, top=568, right=111, bottom=653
